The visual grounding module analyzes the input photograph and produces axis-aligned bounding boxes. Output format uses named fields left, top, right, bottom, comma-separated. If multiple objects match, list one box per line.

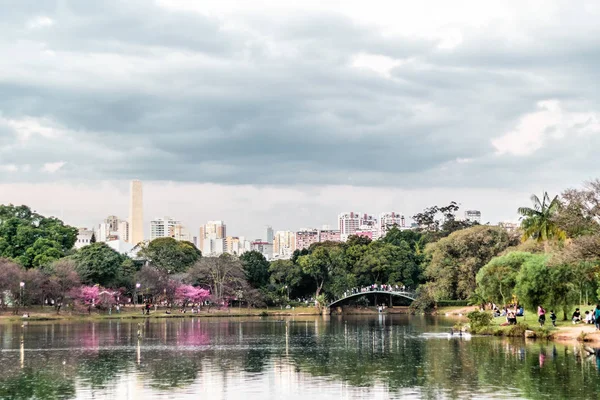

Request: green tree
left=299, top=246, right=335, bottom=297
left=269, top=259, right=306, bottom=298
left=139, top=238, right=201, bottom=273
left=239, top=251, right=270, bottom=289
left=514, top=254, right=551, bottom=311
left=290, top=248, right=309, bottom=264
left=476, top=252, right=534, bottom=306
left=71, top=243, right=126, bottom=287
left=0, top=204, right=77, bottom=267
left=425, top=225, right=517, bottom=301
left=547, top=263, right=577, bottom=320
left=17, top=238, right=63, bottom=268
left=518, top=192, right=566, bottom=245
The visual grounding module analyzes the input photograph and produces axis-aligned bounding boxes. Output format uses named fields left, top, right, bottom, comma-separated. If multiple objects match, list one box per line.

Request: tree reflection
left=0, top=368, right=75, bottom=400
left=2, top=318, right=600, bottom=399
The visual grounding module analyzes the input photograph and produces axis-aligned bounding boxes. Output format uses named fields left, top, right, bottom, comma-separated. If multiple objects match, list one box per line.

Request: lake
left=1, top=315, right=599, bottom=399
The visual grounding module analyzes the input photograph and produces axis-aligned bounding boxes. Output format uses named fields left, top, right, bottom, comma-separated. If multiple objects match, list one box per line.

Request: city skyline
left=1, top=180, right=519, bottom=241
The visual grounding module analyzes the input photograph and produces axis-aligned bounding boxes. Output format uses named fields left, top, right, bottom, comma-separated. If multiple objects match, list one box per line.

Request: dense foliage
left=0, top=205, right=77, bottom=268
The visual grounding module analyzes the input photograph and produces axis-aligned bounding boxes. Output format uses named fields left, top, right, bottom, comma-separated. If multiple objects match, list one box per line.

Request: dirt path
left=551, top=323, right=600, bottom=344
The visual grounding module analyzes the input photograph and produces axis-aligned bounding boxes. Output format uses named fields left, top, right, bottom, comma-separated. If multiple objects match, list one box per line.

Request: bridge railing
left=329, top=288, right=417, bottom=305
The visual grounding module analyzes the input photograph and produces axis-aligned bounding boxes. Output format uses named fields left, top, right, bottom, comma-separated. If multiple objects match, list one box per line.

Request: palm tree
left=518, top=192, right=566, bottom=247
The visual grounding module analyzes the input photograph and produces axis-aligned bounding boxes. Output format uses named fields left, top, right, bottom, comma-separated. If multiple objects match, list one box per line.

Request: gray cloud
left=1, top=0, right=599, bottom=195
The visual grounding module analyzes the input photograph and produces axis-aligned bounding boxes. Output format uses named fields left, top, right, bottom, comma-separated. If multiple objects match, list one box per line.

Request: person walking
left=549, top=310, right=557, bottom=327
left=594, top=305, right=600, bottom=330
left=538, top=305, right=546, bottom=327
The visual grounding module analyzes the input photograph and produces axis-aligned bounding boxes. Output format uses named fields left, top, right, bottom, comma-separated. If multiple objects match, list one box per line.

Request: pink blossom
left=175, top=285, right=211, bottom=305
left=78, top=285, right=100, bottom=304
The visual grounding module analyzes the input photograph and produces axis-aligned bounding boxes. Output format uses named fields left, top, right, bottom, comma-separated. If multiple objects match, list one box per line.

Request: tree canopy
left=138, top=238, right=201, bottom=273
left=425, top=225, right=518, bottom=301
left=0, top=204, right=78, bottom=268
left=518, top=192, right=566, bottom=244
left=71, top=243, right=127, bottom=287
left=239, top=251, right=270, bottom=289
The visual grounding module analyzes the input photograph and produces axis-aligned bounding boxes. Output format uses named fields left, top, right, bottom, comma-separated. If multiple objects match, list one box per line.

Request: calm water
left=1, top=315, right=599, bottom=399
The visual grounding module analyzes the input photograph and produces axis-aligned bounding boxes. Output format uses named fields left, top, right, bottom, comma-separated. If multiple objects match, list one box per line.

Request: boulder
left=524, top=330, right=536, bottom=338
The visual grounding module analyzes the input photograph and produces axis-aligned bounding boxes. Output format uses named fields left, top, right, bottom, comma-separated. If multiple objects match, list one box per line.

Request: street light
left=19, top=282, right=25, bottom=308
left=135, top=283, right=141, bottom=308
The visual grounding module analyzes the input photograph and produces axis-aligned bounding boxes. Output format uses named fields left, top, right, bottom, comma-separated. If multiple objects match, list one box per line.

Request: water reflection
left=1, top=316, right=600, bottom=399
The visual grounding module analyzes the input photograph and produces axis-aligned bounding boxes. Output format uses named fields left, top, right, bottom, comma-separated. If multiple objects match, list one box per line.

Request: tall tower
left=129, top=180, right=144, bottom=245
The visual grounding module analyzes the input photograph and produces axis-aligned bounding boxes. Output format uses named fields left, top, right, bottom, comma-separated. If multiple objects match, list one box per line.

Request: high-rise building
left=465, top=210, right=482, bottom=224
left=274, top=231, right=296, bottom=257
left=225, top=236, right=241, bottom=255
left=319, top=229, right=341, bottom=242
left=203, top=238, right=225, bottom=256
left=251, top=241, right=274, bottom=260
left=296, top=229, right=319, bottom=250
left=104, top=215, right=120, bottom=232
left=129, top=180, right=144, bottom=245
left=338, top=212, right=361, bottom=236
left=378, top=212, right=405, bottom=238
left=172, top=224, right=191, bottom=242
left=360, top=214, right=377, bottom=228
left=199, top=221, right=227, bottom=255
left=150, top=216, right=181, bottom=240
left=118, top=220, right=129, bottom=243
left=266, top=226, right=274, bottom=244
left=97, top=215, right=128, bottom=242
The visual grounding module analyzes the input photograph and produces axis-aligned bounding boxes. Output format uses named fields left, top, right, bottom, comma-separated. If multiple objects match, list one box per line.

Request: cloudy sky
left=1, top=0, right=599, bottom=239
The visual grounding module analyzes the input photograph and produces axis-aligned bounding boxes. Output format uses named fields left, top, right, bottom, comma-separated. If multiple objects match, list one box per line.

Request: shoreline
left=0, top=306, right=410, bottom=323
left=436, top=305, right=600, bottom=344
left=4, top=306, right=599, bottom=345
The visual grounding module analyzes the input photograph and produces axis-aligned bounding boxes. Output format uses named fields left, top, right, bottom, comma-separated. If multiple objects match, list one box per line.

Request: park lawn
left=488, top=305, right=598, bottom=333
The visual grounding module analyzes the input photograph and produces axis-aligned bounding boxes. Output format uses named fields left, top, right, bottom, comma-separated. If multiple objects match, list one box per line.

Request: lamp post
left=135, top=283, right=141, bottom=308
left=284, top=285, right=289, bottom=302
left=19, top=282, right=25, bottom=308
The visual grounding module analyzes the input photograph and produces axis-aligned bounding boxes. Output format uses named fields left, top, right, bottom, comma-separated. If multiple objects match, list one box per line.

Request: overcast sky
left=1, top=0, right=599, bottom=239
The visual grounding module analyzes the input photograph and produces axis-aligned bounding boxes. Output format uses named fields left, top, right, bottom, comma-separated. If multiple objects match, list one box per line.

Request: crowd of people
left=342, top=284, right=409, bottom=299
left=489, top=303, right=524, bottom=326
left=568, top=306, right=600, bottom=328
left=536, top=305, right=600, bottom=329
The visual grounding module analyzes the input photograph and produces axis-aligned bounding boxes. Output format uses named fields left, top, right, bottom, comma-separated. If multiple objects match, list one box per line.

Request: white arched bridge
left=328, top=289, right=417, bottom=308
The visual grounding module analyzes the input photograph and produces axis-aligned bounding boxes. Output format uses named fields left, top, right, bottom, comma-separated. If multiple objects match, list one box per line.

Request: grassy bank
left=0, top=306, right=321, bottom=323
left=465, top=305, right=600, bottom=342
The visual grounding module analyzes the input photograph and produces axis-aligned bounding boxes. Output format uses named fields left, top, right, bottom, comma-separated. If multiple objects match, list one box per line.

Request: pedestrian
left=538, top=305, right=546, bottom=327
left=549, top=310, right=557, bottom=327
left=594, top=305, right=600, bottom=330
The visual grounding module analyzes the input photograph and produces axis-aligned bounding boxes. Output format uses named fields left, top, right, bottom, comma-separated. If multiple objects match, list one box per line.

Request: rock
left=525, top=330, right=536, bottom=338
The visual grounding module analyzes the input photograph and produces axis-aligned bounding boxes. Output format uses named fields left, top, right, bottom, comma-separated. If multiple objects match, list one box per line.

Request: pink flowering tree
left=175, top=285, right=211, bottom=310
left=75, top=285, right=100, bottom=314
left=97, top=289, right=117, bottom=310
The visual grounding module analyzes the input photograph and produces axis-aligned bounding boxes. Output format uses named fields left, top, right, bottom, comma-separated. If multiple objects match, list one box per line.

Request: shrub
left=436, top=300, right=469, bottom=307
left=410, top=286, right=436, bottom=314
left=506, top=322, right=528, bottom=337
left=467, top=310, right=493, bottom=331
